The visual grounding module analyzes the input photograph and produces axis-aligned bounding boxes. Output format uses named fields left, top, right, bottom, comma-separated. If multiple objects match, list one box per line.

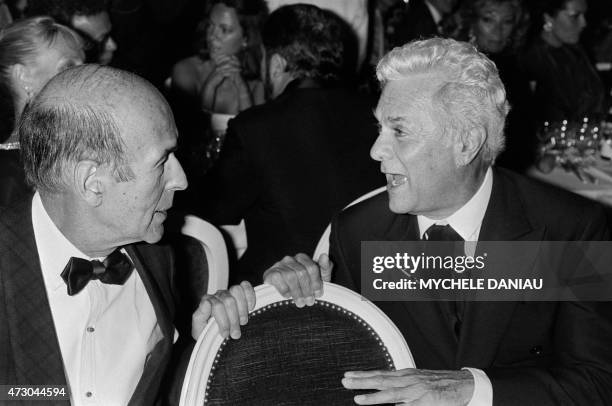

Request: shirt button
left=86, top=391, right=93, bottom=397
left=87, top=326, right=95, bottom=333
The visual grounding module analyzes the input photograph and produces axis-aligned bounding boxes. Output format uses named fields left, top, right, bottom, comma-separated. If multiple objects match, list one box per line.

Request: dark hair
left=536, top=0, right=573, bottom=18
left=530, top=0, right=573, bottom=35
left=262, top=4, right=344, bottom=83
left=0, top=16, right=82, bottom=141
left=195, top=0, right=267, bottom=81
left=25, top=0, right=108, bottom=24
left=19, top=65, right=133, bottom=192
left=443, top=0, right=529, bottom=53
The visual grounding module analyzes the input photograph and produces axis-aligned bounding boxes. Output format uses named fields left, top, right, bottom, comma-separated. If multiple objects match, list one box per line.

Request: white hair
left=376, top=37, right=509, bottom=164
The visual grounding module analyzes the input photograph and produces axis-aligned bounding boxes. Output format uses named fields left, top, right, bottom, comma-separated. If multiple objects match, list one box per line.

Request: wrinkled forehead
left=375, top=74, right=443, bottom=122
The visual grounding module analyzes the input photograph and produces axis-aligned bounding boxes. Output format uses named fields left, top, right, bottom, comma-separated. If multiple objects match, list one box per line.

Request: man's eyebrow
left=154, top=146, right=177, bottom=166
left=387, top=116, right=409, bottom=126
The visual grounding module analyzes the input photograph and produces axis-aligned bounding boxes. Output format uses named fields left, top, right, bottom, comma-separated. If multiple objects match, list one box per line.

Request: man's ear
left=454, top=126, right=486, bottom=166
left=75, top=160, right=106, bottom=207
left=269, top=53, right=287, bottom=80
left=10, top=63, right=33, bottom=95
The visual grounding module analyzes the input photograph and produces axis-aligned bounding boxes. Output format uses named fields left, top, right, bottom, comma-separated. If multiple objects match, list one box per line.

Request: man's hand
left=341, top=368, right=474, bottom=405
left=191, top=281, right=256, bottom=340
left=263, top=253, right=333, bottom=308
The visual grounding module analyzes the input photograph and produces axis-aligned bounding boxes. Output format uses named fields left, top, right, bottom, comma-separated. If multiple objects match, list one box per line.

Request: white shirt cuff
left=462, top=367, right=493, bottom=406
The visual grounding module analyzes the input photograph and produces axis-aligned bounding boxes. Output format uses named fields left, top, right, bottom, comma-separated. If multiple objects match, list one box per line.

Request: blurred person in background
left=266, top=0, right=369, bottom=75
left=522, top=0, right=605, bottom=122
left=169, top=0, right=267, bottom=192
left=199, top=4, right=383, bottom=285
left=445, top=0, right=529, bottom=54
left=171, top=0, right=267, bottom=115
left=445, top=0, right=536, bottom=171
left=385, top=0, right=459, bottom=50
left=0, top=16, right=83, bottom=206
left=26, top=0, right=116, bottom=65
left=0, top=0, right=28, bottom=27
left=0, top=0, right=12, bottom=29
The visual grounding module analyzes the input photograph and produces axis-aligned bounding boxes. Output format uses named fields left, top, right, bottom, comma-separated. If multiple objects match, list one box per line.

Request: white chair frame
left=181, top=214, right=229, bottom=294
left=179, top=282, right=414, bottom=406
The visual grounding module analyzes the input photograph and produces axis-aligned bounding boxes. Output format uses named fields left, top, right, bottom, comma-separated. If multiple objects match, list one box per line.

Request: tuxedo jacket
left=201, top=79, right=384, bottom=284
left=331, top=168, right=612, bottom=405
left=0, top=199, right=184, bottom=406
left=0, top=150, right=31, bottom=207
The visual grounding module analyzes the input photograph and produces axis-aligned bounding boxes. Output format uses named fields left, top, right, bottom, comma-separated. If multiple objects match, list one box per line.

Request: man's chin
left=388, top=199, right=411, bottom=215
left=143, top=225, right=164, bottom=244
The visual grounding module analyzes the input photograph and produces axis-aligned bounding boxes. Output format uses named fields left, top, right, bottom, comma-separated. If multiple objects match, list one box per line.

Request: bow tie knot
left=61, top=249, right=134, bottom=296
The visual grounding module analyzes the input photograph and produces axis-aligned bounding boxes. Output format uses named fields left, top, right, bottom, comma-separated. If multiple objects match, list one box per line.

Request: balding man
left=0, top=65, right=317, bottom=405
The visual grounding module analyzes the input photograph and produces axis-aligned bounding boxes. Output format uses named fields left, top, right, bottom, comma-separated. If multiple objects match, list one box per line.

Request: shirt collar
left=424, top=0, right=443, bottom=25
left=31, top=192, right=94, bottom=292
left=418, top=167, right=493, bottom=241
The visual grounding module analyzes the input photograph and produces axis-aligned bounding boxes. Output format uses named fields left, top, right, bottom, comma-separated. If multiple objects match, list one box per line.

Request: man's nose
left=168, top=154, right=188, bottom=191
left=370, top=134, right=393, bottom=162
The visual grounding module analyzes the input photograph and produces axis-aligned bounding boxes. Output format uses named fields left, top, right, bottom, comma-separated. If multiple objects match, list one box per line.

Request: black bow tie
left=61, top=249, right=134, bottom=296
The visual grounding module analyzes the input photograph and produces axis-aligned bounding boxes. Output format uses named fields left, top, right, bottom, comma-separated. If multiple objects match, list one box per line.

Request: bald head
left=37, top=64, right=161, bottom=110
left=19, top=64, right=170, bottom=193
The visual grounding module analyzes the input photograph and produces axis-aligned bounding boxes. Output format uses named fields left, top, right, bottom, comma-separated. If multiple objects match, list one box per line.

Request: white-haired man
left=268, top=38, right=612, bottom=405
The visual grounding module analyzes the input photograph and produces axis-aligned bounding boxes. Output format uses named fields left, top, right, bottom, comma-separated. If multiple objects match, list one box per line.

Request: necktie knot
left=61, top=249, right=134, bottom=296
left=424, top=224, right=463, bottom=241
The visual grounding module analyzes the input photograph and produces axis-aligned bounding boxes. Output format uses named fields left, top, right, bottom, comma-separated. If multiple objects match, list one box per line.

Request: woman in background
left=0, top=16, right=83, bottom=205
left=171, top=0, right=267, bottom=115
left=169, top=0, right=267, bottom=190
left=522, top=0, right=604, bottom=122
left=445, top=0, right=536, bottom=171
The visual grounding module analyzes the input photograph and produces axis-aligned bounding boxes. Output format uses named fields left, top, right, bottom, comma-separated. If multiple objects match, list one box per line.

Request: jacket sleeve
left=198, top=119, right=259, bottom=226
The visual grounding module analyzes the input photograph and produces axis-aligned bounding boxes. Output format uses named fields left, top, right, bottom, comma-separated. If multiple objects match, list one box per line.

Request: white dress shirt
left=417, top=168, right=494, bottom=406
left=32, top=193, right=163, bottom=405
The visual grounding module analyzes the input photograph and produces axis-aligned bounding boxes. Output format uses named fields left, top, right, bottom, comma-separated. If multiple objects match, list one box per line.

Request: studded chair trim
left=179, top=282, right=414, bottom=406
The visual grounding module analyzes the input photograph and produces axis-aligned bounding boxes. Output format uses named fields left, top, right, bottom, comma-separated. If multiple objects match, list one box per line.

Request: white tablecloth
left=527, top=158, right=612, bottom=207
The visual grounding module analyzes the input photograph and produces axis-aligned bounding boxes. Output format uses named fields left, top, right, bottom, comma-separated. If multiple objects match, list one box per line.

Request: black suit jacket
left=0, top=199, right=182, bottom=406
left=386, top=0, right=440, bottom=49
left=201, top=79, right=384, bottom=284
left=331, top=168, right=612, bottom=405
left=0, top=150, right=31, bottom=207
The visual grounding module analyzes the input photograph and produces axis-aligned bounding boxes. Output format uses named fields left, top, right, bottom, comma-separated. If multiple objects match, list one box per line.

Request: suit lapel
left=126, top=245, right=173, bottom=340
left=125, top=244, right=174, bottom=406
left=457, top=169, right=545, bottom=367
left=0, top=200, right=67, bottom=387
